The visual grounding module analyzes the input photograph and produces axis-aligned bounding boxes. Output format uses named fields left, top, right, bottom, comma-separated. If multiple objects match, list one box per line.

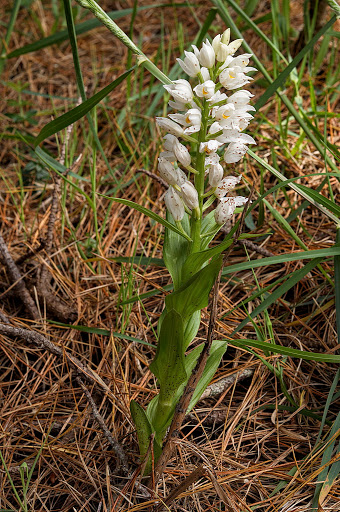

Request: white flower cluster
left=156, top=29, right=256, bottom=225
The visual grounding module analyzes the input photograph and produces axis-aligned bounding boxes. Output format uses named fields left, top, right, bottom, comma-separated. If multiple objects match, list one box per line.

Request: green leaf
left=188, top=340, right=227, bottom=412
left=166, top=256, right=223, bottom=320
left=163, top=211, right=191, bottom=289
left=147, top=340, right=226, bottom=433
left=34, top=67, right=135, bottom=147
left=100, top=194, right=192, bottom=242
left=229, top=338, right=340, bottom=363
left=183, top=310, right=201, bottom=350
left=149, top=310, right=187, bottom=392
left=130, top=400, right=153, bottom=473
left=183, top=235, right=234, bottom=279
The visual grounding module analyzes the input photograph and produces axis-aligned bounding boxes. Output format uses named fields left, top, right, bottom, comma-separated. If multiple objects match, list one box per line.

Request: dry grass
left=0, top=1, right=340, bottom=511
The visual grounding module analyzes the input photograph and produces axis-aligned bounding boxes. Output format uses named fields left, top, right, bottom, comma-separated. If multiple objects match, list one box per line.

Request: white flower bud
left=165, top=187, right=185, bottom=221
left=163, top=134, right=177, bottom=151
left=214, top=175, right=242, bottom=199
left=194, top=80, right=216, bottom=99
left=200, top=67, right=210, bottom=81
left=158, top=157, right=181, bottom=186
left=180, top=181, right=199, bottom=209
left=156, top=117, right=184, bottom=136
left=159, top=150, right=175, bottom=162
left=199, top=140, right=220, bottom=154
left=192, top=41, right=215, bottom=68
left=173, top=139, right=191, bottom=167
left=163, top=134, right=191, bottom=167
left=224, top=142, right=249, bottom=163
left=221, top=29, right=231, bottom=46
left=214, top=196, right=247, bottom=224
left=209, top=162, right=224, bottom=187
left=177, top=51, right=201, bottom=77
left=164, top=79, right=193, bottom=103
left=205, top=153, right=220, bottom=168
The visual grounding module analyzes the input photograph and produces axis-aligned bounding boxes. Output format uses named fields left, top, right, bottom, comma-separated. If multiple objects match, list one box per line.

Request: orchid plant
left=130, top=29, right=256, bottom=472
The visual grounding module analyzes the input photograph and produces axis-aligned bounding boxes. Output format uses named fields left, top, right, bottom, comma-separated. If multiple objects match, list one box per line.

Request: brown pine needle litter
left=1, top=1, right=340, bottom=511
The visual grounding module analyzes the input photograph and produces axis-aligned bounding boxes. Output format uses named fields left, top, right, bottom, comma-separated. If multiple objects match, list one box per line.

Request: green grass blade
left=212, top=1, right=339, bottom=173
left=99, top=194, right=192, bottom=242
left=34, top=67, right=135, bottom=146
left=335, top=228, right=340, bottom=345
left=49, top=321, right=156, bottom=347
left=232, top=258, right=323, bottom=333
left=0, top=0, right=22, bottom=73
left=311, top=413, right=340, bottom=510
left=6, top=4, right=167, bottom=58
left=213, top=0, right=287, bottom=63
left=222, top=247, right=340, bottom=276
left=228, top=338, right=340, bottom=363
left=249, top=149, right=340, bottom=225
left=255, top=15, right=337, bottom=110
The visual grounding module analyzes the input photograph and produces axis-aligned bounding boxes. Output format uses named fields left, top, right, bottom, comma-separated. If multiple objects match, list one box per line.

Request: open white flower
left=224, top=141, right=249, bottom=163
left=219, top=66, right=254, bottom=90
left=200, top=140, right=221, bottom=154
left=215, top=196, right=248, bottom=224
left=194, top=80, right=216, bottom=99
left=164, top=79, right=193, bottom=103
left=214, top=175, right=242, bottom=198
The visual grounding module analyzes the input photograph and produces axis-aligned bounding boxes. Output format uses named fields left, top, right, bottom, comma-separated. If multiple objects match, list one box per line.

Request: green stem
left=190, top=100, right=209, bottom=253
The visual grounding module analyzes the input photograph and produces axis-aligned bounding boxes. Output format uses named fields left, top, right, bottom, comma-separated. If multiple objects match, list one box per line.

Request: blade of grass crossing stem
left=74, top=0, right=171, bottom=85
left=6, top=4, right=171, bottom=58
left=232, top=257, right=323, bottom=333
left=62, top=0, right=118, bottom=182
left=34, top=68, right=135, bottom=147
left=255, top=15, right=337, bottom=110
left=126, top=0, right=138, bottom=104
left=0, top=0, right=22, bottom=73
left=248, top=149, right=340, bottom=226
left=211, top=0, right=339, bottom=173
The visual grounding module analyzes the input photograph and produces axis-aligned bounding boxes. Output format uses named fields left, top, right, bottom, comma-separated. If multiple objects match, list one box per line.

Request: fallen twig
left=0, top=323, right=111, bottom=395
left=76, top=377, right=129, bottom=474
left=0, top=234, right=39, bottom=319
